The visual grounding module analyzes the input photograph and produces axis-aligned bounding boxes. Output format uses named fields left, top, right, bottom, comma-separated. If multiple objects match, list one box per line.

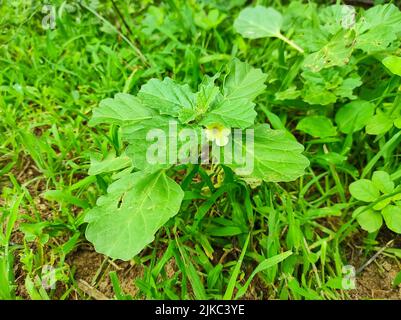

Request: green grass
left=1, top=0, right=401, bottom=300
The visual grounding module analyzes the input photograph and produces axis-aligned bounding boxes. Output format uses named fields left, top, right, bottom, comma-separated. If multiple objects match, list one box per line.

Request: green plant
left=86, top=59, right=309, bottom=260
left=350, top=171, right=401, bottom=234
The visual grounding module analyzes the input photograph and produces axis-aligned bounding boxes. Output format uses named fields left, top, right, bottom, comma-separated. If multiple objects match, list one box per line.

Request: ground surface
left=1, top=0, right=401, bottom=300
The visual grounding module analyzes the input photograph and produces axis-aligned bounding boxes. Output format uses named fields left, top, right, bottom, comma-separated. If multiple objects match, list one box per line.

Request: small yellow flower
left=205, top=124, right=231, bottom=147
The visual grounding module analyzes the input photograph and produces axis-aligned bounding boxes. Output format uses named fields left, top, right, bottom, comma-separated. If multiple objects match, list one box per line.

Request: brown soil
left=66, top=247, right=144, bottom=299
left=351, top=257, right=401, bottom=299
left=347, top=229, right=401, bottom=300
left=13, top=157, right=46, bottom=196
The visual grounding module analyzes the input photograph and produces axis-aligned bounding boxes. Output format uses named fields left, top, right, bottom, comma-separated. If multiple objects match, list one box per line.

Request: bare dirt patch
left=67, top=247, right=144, bottom=299
left=347, top=229, right=401, bottom=300
left=351, top=257, right=401, bottom=299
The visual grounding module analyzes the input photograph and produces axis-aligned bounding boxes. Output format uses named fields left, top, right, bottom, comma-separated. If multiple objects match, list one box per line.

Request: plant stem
left=361, top=130, right=401, bottom=178
left=276, top=33, right=304, bottom=54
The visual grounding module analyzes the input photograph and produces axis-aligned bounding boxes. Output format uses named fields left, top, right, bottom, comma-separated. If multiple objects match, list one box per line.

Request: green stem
left=276, top=33, right=304, bottom=54
left=389, top=91, right=401, bottom=117
left=361, top=130, right=401, bottom=178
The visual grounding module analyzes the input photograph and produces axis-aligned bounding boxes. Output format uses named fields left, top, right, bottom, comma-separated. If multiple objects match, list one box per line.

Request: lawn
left=1, top=0, right=401, bottom=300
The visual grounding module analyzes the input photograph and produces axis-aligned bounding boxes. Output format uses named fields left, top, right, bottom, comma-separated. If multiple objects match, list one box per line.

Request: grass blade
left=223, top=234, right=250, bottom=300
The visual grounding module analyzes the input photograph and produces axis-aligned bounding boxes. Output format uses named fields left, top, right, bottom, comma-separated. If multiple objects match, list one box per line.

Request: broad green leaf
left=356, top=4, right=401, bottom=34
left=234, top=6, right=304, bottom=52
left=349, top=179, right=380, bottom=202
left=301, top=69, right=361, bottom=105
left=85, top=170, right=184, bottom=260
left=194, top=75, right=220, bottom=117
left=318, top=5, right=356, bottom=34
left=302, top=86, right=337, bottom=105
left=88, top=152, right=132, bottom=176
left=275, top=87, right=301, bottom=101
left=293, top=24, right=327, bottom=53
left=373, top=198, right=392, bottom=211
left=352, top=207, right=383, bottom=233
left=89, top=93, right=153, bottom=126
left=200, top=60, right=266, bottom=129
left=355, top=26, right=397, bottom=53
left=296, top=116, right=337, bottom=138
left=84, top=173, right=144, bottom=223
left=234, top=6, right=282, bottom=39
left=382, top=56, right=401, bottom=77
left=319, top=5, right=356, bottom=33
left=333, top=76, right=362, bottom=100
left=366, top=113, right=393, bottom=135
left=138, top=77, right=196, bottom=119
left=229, top=124, right=309, bottom=182
left=123, top=116, right=200, bottom=171
left=382, top=205, right=401, bottom=234
left=315, top=152, right=347, bottom=166
left=223, top=59, right=267, bottom=102
left=200, top=98, right=256, bottom=129
left=372, top=171, right=394, bottom=194
left=303, top=30, right=355, bottom=72
left=123, top=116, right=182, bottom=171
left=335, top=100, right=375, bottom=134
